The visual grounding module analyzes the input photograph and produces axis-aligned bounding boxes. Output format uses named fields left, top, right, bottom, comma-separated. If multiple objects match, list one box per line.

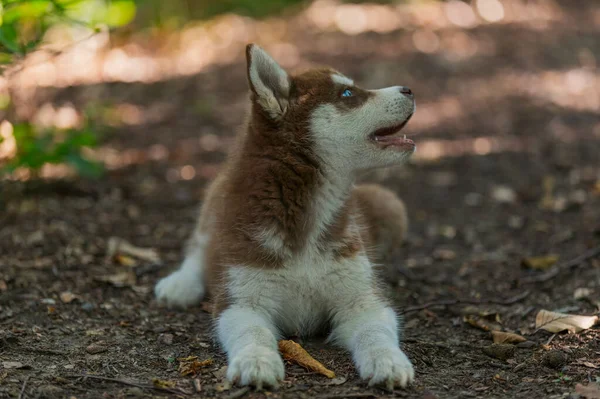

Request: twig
left=544, top=333, right=557, bottom=346
left=225, top=386, right=251, bottom=399
left=19, top=376, right=30, bottom=399
left=64, top=374, right=187, bottom=396
left=401, top=290, right=531, bottom=314
left=520, top=245, right=600, bottom=284
left=317, top=394, right=377, bottom=399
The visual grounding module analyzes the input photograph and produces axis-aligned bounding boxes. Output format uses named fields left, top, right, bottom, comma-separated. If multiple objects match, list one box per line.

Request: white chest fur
left=226, top=250, right=375, bottom=337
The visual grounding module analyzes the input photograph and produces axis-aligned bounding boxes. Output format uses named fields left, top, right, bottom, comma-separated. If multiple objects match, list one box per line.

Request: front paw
left=355, top=346, right=414, bottom=390
left=227, top=345, right=285, bottom=389
left=154, top=269, right=204, bottom=308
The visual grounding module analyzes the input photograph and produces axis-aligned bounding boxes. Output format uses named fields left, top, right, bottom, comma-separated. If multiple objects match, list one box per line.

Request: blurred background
left=0, top=1, right=599, bottom=397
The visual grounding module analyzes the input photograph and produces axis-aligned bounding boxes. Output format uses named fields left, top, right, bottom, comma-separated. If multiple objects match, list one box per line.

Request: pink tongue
left=377, top=136, right=414, bottom=144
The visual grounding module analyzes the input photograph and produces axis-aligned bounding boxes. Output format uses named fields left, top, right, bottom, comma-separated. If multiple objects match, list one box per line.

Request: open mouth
left=369, top=114, right=415, bottom=151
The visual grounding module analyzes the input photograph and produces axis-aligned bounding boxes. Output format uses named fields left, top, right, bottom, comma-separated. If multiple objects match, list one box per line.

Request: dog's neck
left=230, top=122, right=355, bottom=259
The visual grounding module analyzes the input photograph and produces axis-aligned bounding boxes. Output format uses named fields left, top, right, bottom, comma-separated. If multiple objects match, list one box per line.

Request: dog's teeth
left=404, top=134, right=406, bottom=140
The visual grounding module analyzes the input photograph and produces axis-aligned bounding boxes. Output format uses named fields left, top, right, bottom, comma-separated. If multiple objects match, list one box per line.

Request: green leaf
left=105, top=0, right=136, bottom=27
left=66, top=152, right=103, bottom=178
left=2, top=1, right=53, bottom=25
left=0, top=24, right=21, bottom=54
left=0, top=52, right=12, bottom=64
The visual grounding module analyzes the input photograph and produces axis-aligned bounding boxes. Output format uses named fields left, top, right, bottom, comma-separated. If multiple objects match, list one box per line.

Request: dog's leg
left=154, top=231, right=207, bottom=308
left=217, top=305, right=285, bottom=389
left=331, top=302, right=414, bottom=389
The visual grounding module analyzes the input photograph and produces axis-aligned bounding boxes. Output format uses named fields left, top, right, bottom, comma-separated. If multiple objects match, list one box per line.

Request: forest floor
left=1, top=0, right=600, bottom=398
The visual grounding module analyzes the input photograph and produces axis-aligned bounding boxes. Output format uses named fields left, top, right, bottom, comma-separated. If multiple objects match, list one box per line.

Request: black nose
left=400, top=86, right=413, bottom=98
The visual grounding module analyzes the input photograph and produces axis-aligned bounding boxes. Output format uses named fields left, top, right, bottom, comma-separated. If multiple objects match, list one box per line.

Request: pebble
left=482, top=344, right=515, bottom=360
left=81, top=302, right=95, bottom=312
left=86, top=342, right=108, bottom=354
left=541, top=350, right=568, bottom=369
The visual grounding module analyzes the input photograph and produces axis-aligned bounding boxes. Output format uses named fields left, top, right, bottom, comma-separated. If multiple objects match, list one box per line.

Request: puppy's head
left=246, top=44, right=416, bottom=172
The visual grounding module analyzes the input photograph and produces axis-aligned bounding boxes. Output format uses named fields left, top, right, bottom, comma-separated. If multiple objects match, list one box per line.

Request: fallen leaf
left=278, top=340, right=335, bottom=379
left=535, top=310, right=598, bottom=333
left=178, top=358, right=213, bottom=376
left=464, top=315, right=502, bottom=332
left=326, top=376, right=347, bottom=385
left=86, top=342, right=108, bottom=354
left=96, top=271, right=137, bottom=287
left=2, top=361, right=24, bottom=369
left=107, top=237, right=161, bottom=264
left=152, top=379, right=176, bottom=389
left=491, top=331, right=527, bottom=344
left=47, top=305, right=57, bottom=314
left=213, top=366, right=228, bottom=380
left=215, top=380, right=231, bottom=392
left=521, top=255, right=559, bottom=270
left=115, top=254, right=137, bottom=267
left=576, top=383, right=600, bottom=399
left=177, top=356, right=198, bottom=362
left=60, top=291, right=77, bottom=303
left=574, top=360, right=599, bottom=369
left=491, top=185, right=517, bottom=204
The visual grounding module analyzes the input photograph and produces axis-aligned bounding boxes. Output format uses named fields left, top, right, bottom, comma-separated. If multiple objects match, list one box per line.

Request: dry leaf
left=178, top=358, right=213, bottom=376
left=177, top=356, right=198, bottom=362
left=152, top=379, right=176, bottom=389
left=2, top=361, right=24, bottom=369
left=575, top=383, right=600, bottom=399
left=535, top=310, right=598, bottom=333
left=278, top=340, right=335, bottom=379
left=60, top=291, right=76, bottom=303
left=463, top=315, right=502, bottom=332
left=107, top=237, right=160, bottom=264
left=491, top=331, right=527, bottom=344
left=115, top=254, right=137, bottom=267
left=96, top=271, right=137, bottom=287
left=86, top=342, right=108, bottom=354
left=574, top=360, right=599, bottom=369
left=491, top=185, right=517, bottom=204
left=215, top=381, right=231, bottom=392
left=521, top=255, right=559, bottom=270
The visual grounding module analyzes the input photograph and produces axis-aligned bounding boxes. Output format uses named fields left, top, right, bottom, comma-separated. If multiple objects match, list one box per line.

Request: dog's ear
left=246, top=44, right=290, bottom=119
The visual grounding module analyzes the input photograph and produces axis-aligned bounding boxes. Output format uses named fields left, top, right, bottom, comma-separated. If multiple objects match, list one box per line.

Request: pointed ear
left=246, top=44, right=290, bottom=119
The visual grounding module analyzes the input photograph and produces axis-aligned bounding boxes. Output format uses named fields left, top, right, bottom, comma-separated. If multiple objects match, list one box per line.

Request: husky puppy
left=156, top=44, right=417, bottom=390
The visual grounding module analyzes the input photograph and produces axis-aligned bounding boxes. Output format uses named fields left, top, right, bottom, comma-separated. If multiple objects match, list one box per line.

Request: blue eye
left=341, top=89, right=353, bottom=97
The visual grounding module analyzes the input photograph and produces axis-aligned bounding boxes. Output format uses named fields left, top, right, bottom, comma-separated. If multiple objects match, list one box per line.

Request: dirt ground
left=1, top=0, right=600, bottom=398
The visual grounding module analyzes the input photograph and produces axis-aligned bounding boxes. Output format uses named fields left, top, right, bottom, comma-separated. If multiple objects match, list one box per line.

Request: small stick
left=19, top=376, right=30, bottom=399
left=401, top=290, right=530, bottom=314
left=520, top=245, right=600, bottom=284
left=64, top=374, right=187, bottom=396
left=545, top=333, right=557, bottom=346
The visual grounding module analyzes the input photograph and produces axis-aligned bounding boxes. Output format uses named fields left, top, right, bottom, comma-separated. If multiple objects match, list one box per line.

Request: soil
left=1, top=1, right=600, bottom=398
